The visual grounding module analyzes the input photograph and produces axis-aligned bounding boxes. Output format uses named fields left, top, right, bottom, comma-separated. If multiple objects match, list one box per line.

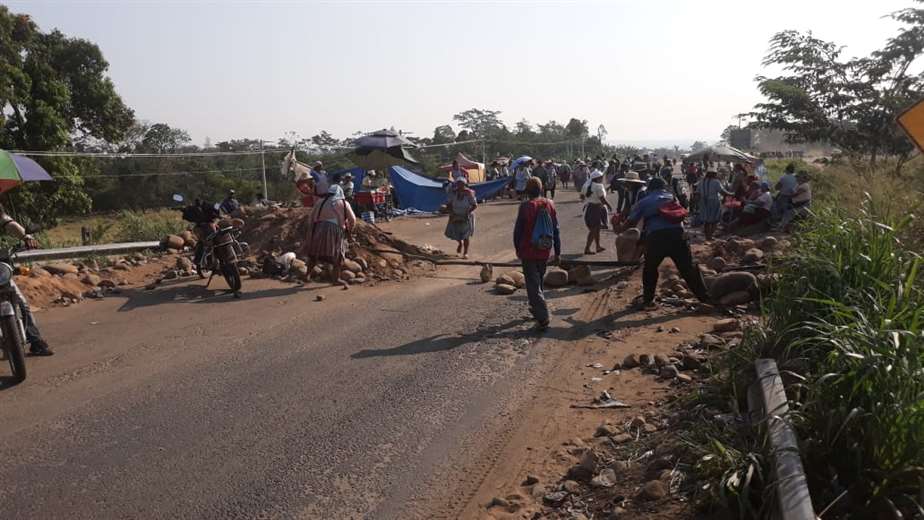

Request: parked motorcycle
left=0, top=242, right=29, bottom=382
left=175, top=195, right=249, bottom=298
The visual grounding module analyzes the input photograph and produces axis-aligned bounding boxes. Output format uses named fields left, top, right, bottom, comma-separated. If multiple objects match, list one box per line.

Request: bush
left=113, top=210, right=185, bottom=242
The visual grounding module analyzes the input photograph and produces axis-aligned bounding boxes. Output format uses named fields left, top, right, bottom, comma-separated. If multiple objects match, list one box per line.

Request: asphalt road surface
left=0, top=188, right=601, bottom=519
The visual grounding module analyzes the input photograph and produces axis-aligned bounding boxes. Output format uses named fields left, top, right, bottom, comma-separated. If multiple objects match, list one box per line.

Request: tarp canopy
left=685, top=145, right=756, bottom=164
left=388, top=166, right=510, bottom=212
left=438, top=152, right=486, bottom=183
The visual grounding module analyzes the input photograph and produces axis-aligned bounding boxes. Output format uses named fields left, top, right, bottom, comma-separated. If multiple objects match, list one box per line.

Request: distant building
left=730, top=128, right=835, bottom=158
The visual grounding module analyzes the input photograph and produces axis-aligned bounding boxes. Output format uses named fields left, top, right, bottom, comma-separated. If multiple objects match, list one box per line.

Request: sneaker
left=536, top=320, right=550, bottom=332
left=29, top=340, right=54, bottom=356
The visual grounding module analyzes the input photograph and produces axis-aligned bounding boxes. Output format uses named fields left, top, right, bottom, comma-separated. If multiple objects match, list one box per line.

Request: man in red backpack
left=513, top=178, right=561, bottom=331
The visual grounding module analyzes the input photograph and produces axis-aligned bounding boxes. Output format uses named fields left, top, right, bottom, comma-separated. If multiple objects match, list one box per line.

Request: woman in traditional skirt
left=305, top=184, right=357, bottom=288
left=444, top=178, right=478, bottom=258
left=583, top=168, right=612, bottom=255
left=697, top=169, right=733, bottom=241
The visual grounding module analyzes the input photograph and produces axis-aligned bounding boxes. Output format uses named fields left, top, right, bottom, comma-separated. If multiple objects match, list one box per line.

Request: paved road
left=0, top=190, right=598, bottom=519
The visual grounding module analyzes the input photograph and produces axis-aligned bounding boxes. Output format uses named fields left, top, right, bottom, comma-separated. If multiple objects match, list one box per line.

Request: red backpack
left=658, top=200, right=688, bottom=223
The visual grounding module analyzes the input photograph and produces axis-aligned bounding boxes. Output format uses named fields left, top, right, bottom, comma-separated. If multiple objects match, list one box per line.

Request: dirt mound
left=240, top=207, right=440, bottom=282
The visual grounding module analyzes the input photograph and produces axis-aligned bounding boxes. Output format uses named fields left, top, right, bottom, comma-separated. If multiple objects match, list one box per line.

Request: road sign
left=897, top=98, right=924, bottom=152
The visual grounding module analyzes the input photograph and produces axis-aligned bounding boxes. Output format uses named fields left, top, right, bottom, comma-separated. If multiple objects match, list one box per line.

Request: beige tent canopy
left=439, top=152, right=486, bottom=183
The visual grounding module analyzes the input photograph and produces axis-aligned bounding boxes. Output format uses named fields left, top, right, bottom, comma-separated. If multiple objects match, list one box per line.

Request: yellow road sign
left=898, top=98, right=924, bottom=152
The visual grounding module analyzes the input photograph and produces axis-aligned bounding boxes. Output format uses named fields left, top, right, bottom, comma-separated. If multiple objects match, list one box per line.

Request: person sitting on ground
left=304, top=184, right=357, bottom=289
left=444, top=177, right=478, bottom=258
left=513, top=177, right=561, bottom=331
left=0, top=209, right=52, bottom=356
left=219, top=189, right=241, bottom=216
left=583, top=166, right=612, bottom=255
left=622, top=178, right=710, bottom=311
left=727, top=181, right=773, bottom=234
left=779, top=170, right=812, bottom=231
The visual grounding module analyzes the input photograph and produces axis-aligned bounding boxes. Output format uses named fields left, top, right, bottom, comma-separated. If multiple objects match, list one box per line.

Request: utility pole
left=260, top=140, right=268, bottom=200
left=481, top=139, right=486, bottom=165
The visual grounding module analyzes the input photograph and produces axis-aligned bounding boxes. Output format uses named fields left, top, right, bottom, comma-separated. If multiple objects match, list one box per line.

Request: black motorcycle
left=177, top=196, right=249, bottom=298
left=0, top=242, right=28, bottom=382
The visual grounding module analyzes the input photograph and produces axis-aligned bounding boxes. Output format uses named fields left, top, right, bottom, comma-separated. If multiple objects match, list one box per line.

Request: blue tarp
left=387, top=166, right=510, bottom=212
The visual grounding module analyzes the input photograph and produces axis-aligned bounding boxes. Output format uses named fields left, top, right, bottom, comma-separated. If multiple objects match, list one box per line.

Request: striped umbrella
left=0, top=151, right=54, bottom=193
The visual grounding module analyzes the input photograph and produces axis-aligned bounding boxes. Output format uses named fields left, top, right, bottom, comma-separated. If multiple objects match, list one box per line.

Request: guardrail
left=17, top=241, right=161, bottom=262
left=748, top=358, right=816, bottom=520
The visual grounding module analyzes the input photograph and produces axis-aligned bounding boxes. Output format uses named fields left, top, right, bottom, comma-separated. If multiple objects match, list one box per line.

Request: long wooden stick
left=367, top=248, right=640, bottom=268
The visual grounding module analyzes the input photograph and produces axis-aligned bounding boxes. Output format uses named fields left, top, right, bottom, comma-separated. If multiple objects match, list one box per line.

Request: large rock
left=622, top=353, right=640, bottom=369
left=544, top=269, right=569, bottom=288
left=707, top=256, right=727, bottom=272
left=479, top=264, right=493, bottom=283
left=615, top=228, right=642, bottom=262
left=568, top=265, right=592, bottom=285
left=179, top=230, right=195, bottom=246
left=760, top=236, right=778, bottom=251
left=719, top=290, right=753, bottom=306
left=639, top=480, right=667, bottom=500
left=743, top=248, right=765, bottom=264
left=713, top=318, right=740, bottom=333
left=343, top=259, right=363, bottom=273
left=508, top=271, right=526, bottom=289
left=495, top=283, right=517, bottom=295
left=80, top=273, right=101, bottom=286
left=44, top=263, right=79, bottom=276
left=176, top=256, right=194, bottom=272
left=340, top=270, right=356, bottom=281
left=709, top=271, right=758, bottom=301
left=161, top=235, right=185, bottom=250
left=30, top=267, right=51, bottom=278
left=496, top=273, right=516, bottom=287
left=289, top=259, right=309, bottom=280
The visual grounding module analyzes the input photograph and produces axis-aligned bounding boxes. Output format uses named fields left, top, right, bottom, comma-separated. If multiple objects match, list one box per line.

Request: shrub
left=113, top=210, right=185, bottom=242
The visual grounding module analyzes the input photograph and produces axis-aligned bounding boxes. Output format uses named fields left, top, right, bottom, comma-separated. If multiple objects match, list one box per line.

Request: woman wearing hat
left=445, top=177, right=478, bottom=258
left=583, top=167, right=612, bottom=255
left=698, top=169, right=734, bottom=241
left=305, top=183, right=357, bottom=288
left=616, top=171, right=647, bottom=214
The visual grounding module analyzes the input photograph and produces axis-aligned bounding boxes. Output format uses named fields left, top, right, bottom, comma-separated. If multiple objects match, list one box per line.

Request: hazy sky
left=7, top=0, right=913, bottom=147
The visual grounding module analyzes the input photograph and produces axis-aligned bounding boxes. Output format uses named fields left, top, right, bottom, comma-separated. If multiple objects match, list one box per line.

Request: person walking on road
left=513, top=177, right=561, bottom=331
left=623, top=178, right=710, bottom=311
left=444, top=178, right=478, bottom=258
left=544, top=160, right=558, bottom=199
left=513, top=160, right=532, bottom=200
left=304, top=184, right=357, bottom=289
left=582, top=167, right=612, bottom=255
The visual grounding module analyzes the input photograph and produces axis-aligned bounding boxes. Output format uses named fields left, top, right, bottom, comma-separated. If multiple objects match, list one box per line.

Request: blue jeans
left=521, top=260, right=549, bottom=324
left=12, top=281, right=42, bottom=345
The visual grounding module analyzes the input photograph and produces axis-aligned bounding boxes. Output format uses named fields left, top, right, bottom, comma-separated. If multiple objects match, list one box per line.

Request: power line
left=82, top=167, right=266, bottom=178
left=12, top=149, right=289, bottom=158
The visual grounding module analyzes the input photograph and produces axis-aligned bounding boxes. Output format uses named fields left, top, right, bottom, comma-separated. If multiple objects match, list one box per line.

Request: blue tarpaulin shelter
left=387, top=166, right=510, bottom=212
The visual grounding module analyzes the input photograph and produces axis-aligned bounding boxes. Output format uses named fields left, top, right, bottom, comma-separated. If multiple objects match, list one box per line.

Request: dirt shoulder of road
left=447, top=263, right=751, bottom=520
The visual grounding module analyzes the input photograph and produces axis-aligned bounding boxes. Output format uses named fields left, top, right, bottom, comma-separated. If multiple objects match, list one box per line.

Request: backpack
left=658, top=200, right=688, bottom=224
left=531, top=202, right=555, bottom=250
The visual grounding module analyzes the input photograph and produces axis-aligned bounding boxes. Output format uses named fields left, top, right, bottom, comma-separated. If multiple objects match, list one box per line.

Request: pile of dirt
left=240, top=207, right=441, bottom=283
left=15, top=254, right=166, bottom=310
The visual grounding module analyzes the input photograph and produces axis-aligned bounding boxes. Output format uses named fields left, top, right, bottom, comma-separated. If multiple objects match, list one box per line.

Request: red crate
left=354, top=190, right=385, bottom=206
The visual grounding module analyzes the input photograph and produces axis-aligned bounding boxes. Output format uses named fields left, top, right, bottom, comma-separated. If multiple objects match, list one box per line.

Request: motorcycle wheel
left=2, top=315, right=26, bottom=383
left=221, top=262, right=242, bottom=294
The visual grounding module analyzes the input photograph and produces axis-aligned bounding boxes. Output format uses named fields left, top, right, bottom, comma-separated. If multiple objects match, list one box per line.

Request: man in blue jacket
left=625, top=178, right=710, bottom=310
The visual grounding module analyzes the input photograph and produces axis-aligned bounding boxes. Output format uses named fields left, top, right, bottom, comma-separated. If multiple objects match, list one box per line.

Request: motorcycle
left=0, top=241, right=29, bottom=383
left=175, top=195, right=249, bottom=298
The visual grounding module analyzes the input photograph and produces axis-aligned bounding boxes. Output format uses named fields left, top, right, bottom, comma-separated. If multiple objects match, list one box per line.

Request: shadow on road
left=350, top=318, right=530, bottom=358
left=116, top=282, right=312, bottom=312
left=0, top=375, right=22, bottom=392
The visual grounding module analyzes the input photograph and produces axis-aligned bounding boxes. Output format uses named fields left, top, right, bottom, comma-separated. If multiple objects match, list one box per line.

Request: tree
left=515, top=119, right=535, bottom=137
left=452, top=108, right=506, bottom=138
left=0, top=6, right=134, bottom=226
left=140, top=123, right=190, bottom=153
left=310, top=130, right=339, bottom=151
left=565, top=118, right=590, bottom=139
left=596, top=124, right=608, bottom=144
left=720, top=125, right=738, bottom=142
left=751, top=5, right=924, bottom=167
left=432, top=125, right=456, bottom=145
left=690, top=141, right=707, bottom=152
left=537, top=120, right=565, bottom=138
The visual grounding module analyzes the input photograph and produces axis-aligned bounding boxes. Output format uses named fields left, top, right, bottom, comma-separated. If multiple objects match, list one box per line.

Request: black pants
left=642, top=228, right=709, bottom=304
left=543, top=186, right=556, bottom=199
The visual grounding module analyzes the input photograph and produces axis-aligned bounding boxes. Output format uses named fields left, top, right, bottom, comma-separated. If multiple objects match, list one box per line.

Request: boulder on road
left=495, top=283, right=517, bottom=295
left=179, top=230, right=195, bottom=246
left=707, top=256, right=727, bottom=272
left=622, top=353, right=640, bottom=369
left=496, top=273, right=516, bottom=287
left=161, top=235, right=185, bottom=251
left=615, top=228, right=643, bottom=262
left=713, top=318, right=740, bottom=333
left=508, top=270, right=526, bottom=288
left=30, top=267, right=51, bottom=278
left=175, top=256, right=194, bottom=272
left=568, top=265, right=591, bottom=284
left=479, top=264, right=493, bottom=283
left=544, top=269, right=569, bottom=288
left=43, top=263, right=79, bottom=276
left=709, top=271, right=758, bottom=301
left=289, top=259, right=309, bottom=280
left=340, top=270, right=356, bottom=281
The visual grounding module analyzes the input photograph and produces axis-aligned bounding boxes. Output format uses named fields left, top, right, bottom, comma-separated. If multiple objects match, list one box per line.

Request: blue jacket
left=628, top=190, right=682, bottom=234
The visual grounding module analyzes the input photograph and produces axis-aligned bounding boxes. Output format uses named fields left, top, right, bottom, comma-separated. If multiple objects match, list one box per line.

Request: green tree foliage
left=565, top=118, right=590, bottom=139
left=452, top=108, right=506, bottom=138
left=432, top=125, right=456, bottom=144
left=0, top=6, right=133, bottom=228
left=752, top=3, right=924, bottom=166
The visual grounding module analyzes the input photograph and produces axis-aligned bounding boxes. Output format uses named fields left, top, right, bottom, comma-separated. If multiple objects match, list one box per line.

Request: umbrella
left=685, top=145, right=754, bottom=164
left=353, top=129, right=414, bottom=152
left=510, top=155, right=532, bottom=170
left=0, top=151, right=54, bottom=193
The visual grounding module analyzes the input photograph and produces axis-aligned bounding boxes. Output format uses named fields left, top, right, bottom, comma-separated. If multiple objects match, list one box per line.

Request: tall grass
left=112, top=210, right=185, bottom=242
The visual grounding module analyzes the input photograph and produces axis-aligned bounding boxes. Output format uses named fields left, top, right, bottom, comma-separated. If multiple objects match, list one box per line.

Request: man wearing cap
left=311, top=161, right=329, bottom=196
left=623, top=178, right=710, bottom=311
left=219, top=189, right=241, bottom=215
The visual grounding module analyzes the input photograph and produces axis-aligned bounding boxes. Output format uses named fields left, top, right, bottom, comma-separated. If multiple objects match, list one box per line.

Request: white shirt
left=587, top=181, right=607, bottom=204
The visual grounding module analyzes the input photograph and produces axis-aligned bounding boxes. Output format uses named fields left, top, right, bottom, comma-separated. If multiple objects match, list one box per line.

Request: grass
left=682, top=161, right=924, bottom=518
left=40, top=208, right=186, bottom=247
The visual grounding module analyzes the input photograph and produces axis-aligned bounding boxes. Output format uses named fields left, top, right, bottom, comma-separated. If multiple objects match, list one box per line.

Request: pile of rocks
left=494, top=270, right=526, bottom=295
left=544, top=265, right=595, bottom=288
left=160, top=231, right=197, bottom=253
left=17, top=254, right=151, bottom=308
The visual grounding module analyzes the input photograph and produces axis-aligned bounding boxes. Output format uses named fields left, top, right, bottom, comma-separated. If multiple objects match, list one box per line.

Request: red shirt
left=514, top=198, right=560, bottom=261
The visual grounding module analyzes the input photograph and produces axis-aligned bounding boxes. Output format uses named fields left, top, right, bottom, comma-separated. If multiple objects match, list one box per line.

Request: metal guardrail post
left=16, top=241, right=162, bottom=262
left=748, top=358, right=816, bottom=520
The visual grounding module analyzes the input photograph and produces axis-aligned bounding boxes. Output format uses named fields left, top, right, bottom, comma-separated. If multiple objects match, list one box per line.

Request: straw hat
left=617, top=171, right=646, bottom=184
